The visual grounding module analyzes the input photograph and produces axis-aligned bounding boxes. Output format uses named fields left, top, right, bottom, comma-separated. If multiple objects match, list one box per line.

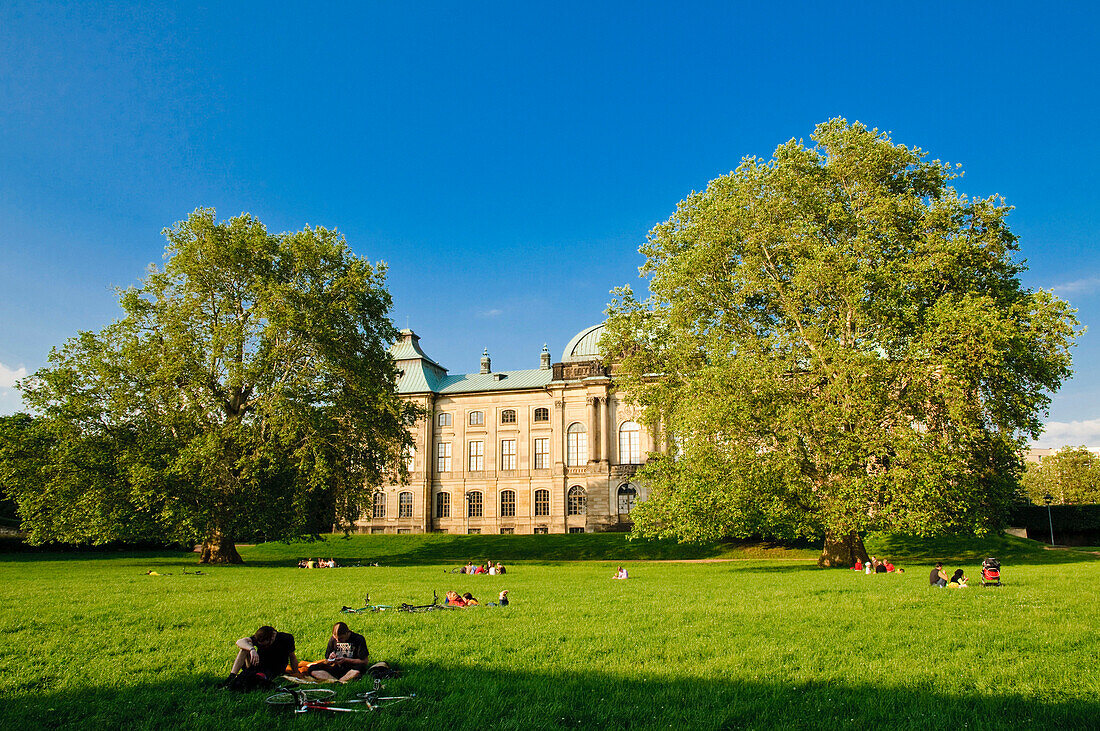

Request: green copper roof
left=391, top=329, right=553, bottom=395
left=561, top=323, right=605, bottom=362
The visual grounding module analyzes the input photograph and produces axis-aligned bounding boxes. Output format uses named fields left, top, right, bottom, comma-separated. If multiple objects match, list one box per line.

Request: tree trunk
left=199, top=532, right=243, bottom=564
left=818, top=530, right=868, bottom=568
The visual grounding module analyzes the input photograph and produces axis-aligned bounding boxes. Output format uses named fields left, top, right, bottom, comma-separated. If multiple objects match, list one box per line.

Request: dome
left=561, top=323, right=605, bottom=363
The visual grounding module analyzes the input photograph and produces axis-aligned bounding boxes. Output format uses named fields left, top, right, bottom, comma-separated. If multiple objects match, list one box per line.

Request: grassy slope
left=0, top=536, right=1097, bottom=730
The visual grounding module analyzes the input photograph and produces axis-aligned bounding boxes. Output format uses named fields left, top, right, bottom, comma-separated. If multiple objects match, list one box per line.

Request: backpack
left=226, top=666, right=276, bottom=692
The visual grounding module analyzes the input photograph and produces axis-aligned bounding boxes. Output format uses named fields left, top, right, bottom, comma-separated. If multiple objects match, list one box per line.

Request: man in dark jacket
left=309, top=621, right=370, bottom=683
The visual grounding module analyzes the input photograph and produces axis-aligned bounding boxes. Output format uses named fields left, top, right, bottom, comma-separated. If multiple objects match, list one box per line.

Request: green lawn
left=1, top=535, right=1097, bottom=730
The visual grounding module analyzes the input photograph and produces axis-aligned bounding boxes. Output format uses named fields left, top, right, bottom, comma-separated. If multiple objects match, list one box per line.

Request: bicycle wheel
left=266, top=688, right=336, bottom=707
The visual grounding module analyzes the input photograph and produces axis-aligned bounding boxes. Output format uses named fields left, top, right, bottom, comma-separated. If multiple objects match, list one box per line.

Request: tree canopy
left=1020, top=447, right=1100, bottom=506
left=7, top=209, right=418, bottom=562
left=602, top=119, right=1079, bottom=565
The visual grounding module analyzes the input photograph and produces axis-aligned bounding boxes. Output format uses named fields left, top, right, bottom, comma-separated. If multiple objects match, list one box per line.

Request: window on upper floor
left=501, top=409, right=517, bottom=424
left=437, top=442, right=452, bottom=473
left=438, top=412, right=452, bottom=427
left=567, top=423, right=587, bottom=466
left=469, top=411, right=484, bottom=426
left=534, top=407, right=549, bottom=422
left=468, top=441, right=484, bottom=471
left=534, top=437, right=550, bottom=469
left=404, top=444, right=415, bottom=472
left=500, top=439, right=516, bottom=470
left=619, top=421, right=641, bottom=465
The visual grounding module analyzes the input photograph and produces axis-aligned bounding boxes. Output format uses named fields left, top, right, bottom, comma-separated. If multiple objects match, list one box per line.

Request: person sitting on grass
left=929, top=562, right=949, bottom=587
left=445, top=590, right=467, bottom=607
left=309, top=622, right=370, bottom=683
left=874, top=559, right=887, bottom=574
left=221, top=625, right=301, bottom=687
left=498, top=590, right=509, bottom=606
left=948, top=569, right=969, bottom=588
left=884, top=559, right=896, bottom=572
left=612, top=566, right=628, bottom=580
left=496, top=562, right=506, bottom=575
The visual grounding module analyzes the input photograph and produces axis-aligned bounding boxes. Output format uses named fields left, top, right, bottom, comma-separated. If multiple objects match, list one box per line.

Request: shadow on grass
left=4, top=662, right=1097, bottom=731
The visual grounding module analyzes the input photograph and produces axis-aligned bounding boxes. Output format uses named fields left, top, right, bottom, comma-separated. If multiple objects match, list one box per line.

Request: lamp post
left=1043, top=493, right=1055, bottom=546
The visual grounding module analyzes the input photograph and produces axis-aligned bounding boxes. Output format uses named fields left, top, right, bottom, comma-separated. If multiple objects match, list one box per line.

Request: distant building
left=356, top=324, right=654, bottom=534
left=1025, top=447, right=1100, bottom=464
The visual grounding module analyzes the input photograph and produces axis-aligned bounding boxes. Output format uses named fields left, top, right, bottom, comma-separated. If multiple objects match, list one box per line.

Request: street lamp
left=1043, top=493, right=1055, bottom=546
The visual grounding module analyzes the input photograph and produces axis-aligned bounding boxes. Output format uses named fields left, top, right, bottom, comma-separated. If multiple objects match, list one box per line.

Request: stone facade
left=357, top=324, right=653, bottom=534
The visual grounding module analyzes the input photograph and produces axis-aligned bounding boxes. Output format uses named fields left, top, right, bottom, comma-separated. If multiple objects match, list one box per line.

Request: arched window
left=500, top=490, right=516, bottom=517
left=437, top=412, right=452, bottom=427
left=372, top=492, right=386, bottom=518
left=468, top=410, right=484, bottom=426
left=398, top=491, right=413, bottom=518
left=567, top=423, right=587, bottom=466
left=618, top=483, right=637, bottom=514
left=435, top=492, right=450, bottom=518
left=501, top=409, right=517, bottom=424
left=534, top=489, right=550, bottom=516
left=467, top=491, right=483, bottom=518
left=619, top=421, right=641, bottom=464
left=534, top=407, right=549, bottom=422
left=567, top=485, right=586, bottom=515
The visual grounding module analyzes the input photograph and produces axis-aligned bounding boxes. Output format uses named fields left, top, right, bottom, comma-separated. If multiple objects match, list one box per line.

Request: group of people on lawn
left=444, top=589, right=508, bottom=607
left=460, top=560, right=506, bottom=574
left=298, top=558, right=337, bottom=569
left=851, top=556, right=899, bottom=573
left=929, top=562, right=969, bottom=588
left=224, top=621, right=370, bottom=686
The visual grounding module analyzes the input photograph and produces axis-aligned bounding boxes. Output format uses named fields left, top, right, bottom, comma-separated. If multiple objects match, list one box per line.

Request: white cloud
left=1031, top=419, right=1100, bottom=449
left=1050, top=276, right=1100, bottom=296
left=0, top=363, right=28, bottom=416
left=477, top=308, right=504, bottom=318
left=0, top=363, right=27, bottom=390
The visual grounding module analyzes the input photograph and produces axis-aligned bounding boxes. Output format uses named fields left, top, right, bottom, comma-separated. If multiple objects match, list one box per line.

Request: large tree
left=603, top=119, right=1079, bottom=566
left=11, top=209, right=418, bottom=563
left=1020, top=447, right=1100, bottom=506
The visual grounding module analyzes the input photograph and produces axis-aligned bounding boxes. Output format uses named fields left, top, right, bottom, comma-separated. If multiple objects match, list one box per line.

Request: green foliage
left=1020, top=447, right=1100, bottom=505
left=10, top=210, right=419, bottom=554
left=0, top=544, right=1097, bottom=729
left=604, top=119, right=1079, bottom=547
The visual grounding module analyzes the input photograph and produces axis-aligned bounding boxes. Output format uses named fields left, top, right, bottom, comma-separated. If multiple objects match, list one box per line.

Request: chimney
left=480, top=348, right=491, bottom=374
left=540, top=343, right=551, bottom=370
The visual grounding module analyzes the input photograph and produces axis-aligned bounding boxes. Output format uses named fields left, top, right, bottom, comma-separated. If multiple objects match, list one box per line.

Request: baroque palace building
left=356, top=324, right=655, bottom=534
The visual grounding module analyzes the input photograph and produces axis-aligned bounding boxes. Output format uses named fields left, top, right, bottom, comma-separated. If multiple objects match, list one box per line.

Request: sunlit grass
left=0, top=535, right=1097, bottom=729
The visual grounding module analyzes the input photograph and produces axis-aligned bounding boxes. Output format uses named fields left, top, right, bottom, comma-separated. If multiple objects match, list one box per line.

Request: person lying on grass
left=462, top=592, right=479, bottom=606
left=445, top=590, right=466, bottom=606
left=309, top=622, right=370, bottom=683
left=222, top=625, right=301, bottom=687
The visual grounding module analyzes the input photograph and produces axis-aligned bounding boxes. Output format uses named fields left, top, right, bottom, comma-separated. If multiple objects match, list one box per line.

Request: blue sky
left=1, top=3, right=1098, bottom=447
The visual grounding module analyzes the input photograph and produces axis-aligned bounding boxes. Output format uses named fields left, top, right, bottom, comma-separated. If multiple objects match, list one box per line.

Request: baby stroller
left=980, top=558, right=1002, bottom=587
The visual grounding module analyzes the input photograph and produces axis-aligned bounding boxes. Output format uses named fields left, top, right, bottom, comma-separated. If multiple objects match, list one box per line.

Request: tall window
left=436, top=492, right=450, bottom=518
left=467, top=491, right=483, bottom=517
left=372, top=492, right=386, bottom=518
left=567, top=485, right=586, bottom=515
left=619, top=421, right=641, bottom=464
left=468, top=441, right=484, bottom=471
left=500, top=490, right=516, bottom=517
left=567, top=423, right=587, bottom=466
left=500, top=439, right=516, bottom=470
left=534, top=489, right=550, bottom=517
left=500, top=409, right=516, bottom=424
left=438, top=412, right=452, bottom=427
left=534, top=407, right=549, bottom=422
left=404, top=444, right=415, bottom=472
left=468, top=410, right=484, bottom=426
left=534, top=437, right=550, bottom=469
left=398, top=491, right=413, bottom=518
left=437, top=442, right=451, bottom=473
left=618, top=483, right=637, bottom=514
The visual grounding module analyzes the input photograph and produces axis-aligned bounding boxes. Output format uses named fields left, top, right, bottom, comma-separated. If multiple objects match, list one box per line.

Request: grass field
left=1, top=534, right=1097, bottom=730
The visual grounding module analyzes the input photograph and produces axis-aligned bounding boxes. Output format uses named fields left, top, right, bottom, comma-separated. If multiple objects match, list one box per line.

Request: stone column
left=587, top=396, right=598, bottom=462
left=600, top=395, right=612, bottom=465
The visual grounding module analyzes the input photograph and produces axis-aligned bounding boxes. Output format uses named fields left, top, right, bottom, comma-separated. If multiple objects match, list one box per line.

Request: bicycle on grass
left=265, top=680, right=415, bottom=714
